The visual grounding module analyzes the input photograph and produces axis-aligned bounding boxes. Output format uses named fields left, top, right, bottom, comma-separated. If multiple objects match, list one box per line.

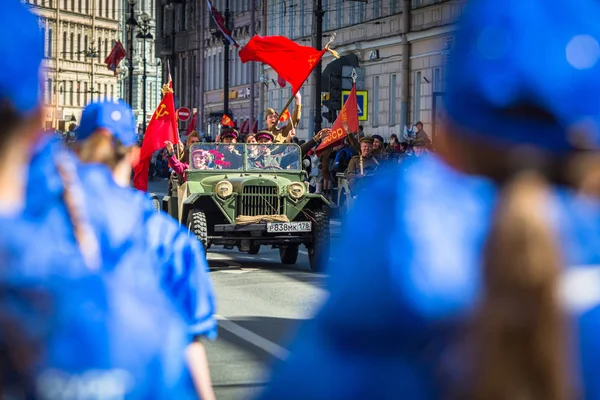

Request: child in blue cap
left=0, top=1, right=199, bottom=398
left=259, top=0, right=600, bottom=399
left=71, top=99, right=218, bottom=400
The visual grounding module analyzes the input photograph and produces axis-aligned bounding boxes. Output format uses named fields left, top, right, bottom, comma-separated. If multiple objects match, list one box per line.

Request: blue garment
left=260, top=156, right=600, bottom=399
left=446, top=0, right=600, bottom=154
left=0, top=206, right=197, bottom=399
left=27, top=137, right=217, bottom=340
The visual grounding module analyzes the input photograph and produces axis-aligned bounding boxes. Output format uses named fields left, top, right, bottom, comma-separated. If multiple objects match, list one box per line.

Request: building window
left=84, top=82, right=88, bottom=104
left=104, top=84, right=108, bottom=100
left=77, top=34, right=81, bottom=60
left=41, top=27, right=46, bottom=57
left=63, top=31, right=67, bottom=58
left=112, top=0, right=116, bottom=19
left=48, top=28, right=53, bottom=58
left=350, top=2, right=357, bottom=25
left=71, top=0, right=75, bottom=11
left=69, top=81, right=74, bottom=105
left=414, top=71, right=422, bottom=122
left=390, top=74, right=397, bottom=126
left=79, top=0, right=82, bottom=12
left=299, top=0, right=305, bottom=36
left=77, top=83, right=81, bottom=106
left=373, top=0, right=381, bottom=19
left=84, top=35, right=88, bottom=56
left=278, top=89, right=283, bottom=114
left=288, top=2, right=295, bottom=38
left=70, top=33, right=74, bottom=59
left=98, top=38, right=102, bottom=62
left=98, top=0, right=102, bottom=17
left=373, top=76, right=379, bottom=127
left=104, top=39, right=108, bottom=60
left=433, top=68, right=441, bottom=92
left=391, top=0, right=399, bottom=13
left=46, top=78, right=52, bottom=104
left=336, top=3, right=343, bottom=28
left=278, top=1, right=285, bottom=36
left=359, top=2, right=366, bottom=23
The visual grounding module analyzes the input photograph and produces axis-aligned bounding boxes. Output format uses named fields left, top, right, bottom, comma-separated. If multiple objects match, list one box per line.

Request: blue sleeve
left=145, top=212, right=218, bottom=340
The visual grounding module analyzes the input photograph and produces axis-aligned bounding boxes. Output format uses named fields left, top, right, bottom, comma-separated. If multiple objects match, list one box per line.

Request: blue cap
left=1, top=1, right=44, bottom=114
left=446, top=0, right=600, bottom=154
left=76, top=100, right=137, bottom=146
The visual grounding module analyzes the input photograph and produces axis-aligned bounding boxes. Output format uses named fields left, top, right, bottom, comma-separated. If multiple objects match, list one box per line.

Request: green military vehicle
left=162, top=143, right=331, bottom=272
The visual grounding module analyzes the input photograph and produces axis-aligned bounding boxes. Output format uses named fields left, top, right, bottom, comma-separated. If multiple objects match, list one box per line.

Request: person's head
left=246, top=134, right=257, bottom=144
left=358, top=125, right=363, bottom=133
left=191, top=149, right=211, bottom=169
left=0, top=1, right=46, bottom=159
left=186, top=131, right=200, bottom=147
left=372, top=134, right=384, bottom=150
left=256, top=130, right=274, bottom=144
left=440, top=1, right=600, bottom=399
left=414, top=121, right=424, bottom=131
left=390, top=134, right=399, bottom=144
left=73, top=100, right=138, bottom=187
left=359, top=137, right=373, bottom=157
left=265, top=108, right=278, bottom=129
left=220, top=128, right=238, bottom=144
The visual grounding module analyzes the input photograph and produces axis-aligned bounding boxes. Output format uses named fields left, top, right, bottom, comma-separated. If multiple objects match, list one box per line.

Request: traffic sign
left=342, top=90, right=368, bottom=121
left=177, top=107, right=191, bottom=121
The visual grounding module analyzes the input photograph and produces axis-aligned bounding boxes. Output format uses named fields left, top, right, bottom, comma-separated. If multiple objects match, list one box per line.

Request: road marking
left=215, top=315, right=290, bottom=360
left=219, top=268, right=259, bottom=274
left=299, top=250, right=308, bottom=255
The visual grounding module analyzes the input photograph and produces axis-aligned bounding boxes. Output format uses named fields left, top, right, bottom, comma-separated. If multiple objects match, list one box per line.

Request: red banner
left=133, top=80, right=179, bottom=191
left=316, top=84, right=359, bottom=155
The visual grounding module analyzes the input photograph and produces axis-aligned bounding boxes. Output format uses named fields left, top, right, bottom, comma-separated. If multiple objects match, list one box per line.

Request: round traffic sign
left=177, top=107, right=191, bottom=121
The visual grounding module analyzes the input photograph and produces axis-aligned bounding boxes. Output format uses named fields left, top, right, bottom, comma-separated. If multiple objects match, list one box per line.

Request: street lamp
left=126, top=0, right=138, bottom=107
left=136, top=12, right=153, bottom=136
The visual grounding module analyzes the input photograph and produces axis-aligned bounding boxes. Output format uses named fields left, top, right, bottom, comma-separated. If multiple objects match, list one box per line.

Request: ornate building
left=25, top=0, right=121, bottom=131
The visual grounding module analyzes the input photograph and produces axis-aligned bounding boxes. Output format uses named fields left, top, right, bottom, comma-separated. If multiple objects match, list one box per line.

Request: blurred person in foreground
left=0, top=1, right=199, bottom=398
left=71, top=100, right=218, bottom=400
left=259, top=0, right=600, bottom=399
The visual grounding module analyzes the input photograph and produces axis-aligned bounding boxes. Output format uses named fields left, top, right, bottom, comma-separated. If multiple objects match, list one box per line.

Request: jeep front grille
left=239, top=186, right=283, bottom=216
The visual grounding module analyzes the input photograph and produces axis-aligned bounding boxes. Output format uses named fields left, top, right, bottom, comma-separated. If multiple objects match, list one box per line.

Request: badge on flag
left=278, top=109, right=291, bottom=123
left=221, top=114, right=234, bottom=127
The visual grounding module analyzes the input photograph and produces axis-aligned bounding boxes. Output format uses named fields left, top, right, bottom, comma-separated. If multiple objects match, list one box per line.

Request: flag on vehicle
left=207, top=0, right=238, bottom=48
left=133, top=77, right=179, bottom=192
left=221, top=114, right=234, bottom=127
left=316, top=83, right=359, bottom=155
left=104, top=41, right=127, bottom=76
left=239, top=35, right=340, bottom=96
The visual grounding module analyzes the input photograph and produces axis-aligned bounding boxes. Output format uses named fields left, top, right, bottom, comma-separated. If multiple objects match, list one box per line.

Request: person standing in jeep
left=266, top=92, right=302, bottom=143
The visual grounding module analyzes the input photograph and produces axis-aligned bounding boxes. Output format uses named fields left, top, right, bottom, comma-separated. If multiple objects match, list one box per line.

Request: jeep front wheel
left=248, top=244, right=261, bottom=255
left=187, top=209, right=208, bottom=250
left=308, top=210, right=330, bottom=272
left=279, top=245, right=299, bottom=265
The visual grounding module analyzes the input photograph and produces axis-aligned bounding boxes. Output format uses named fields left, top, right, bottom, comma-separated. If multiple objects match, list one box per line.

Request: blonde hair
left=75, top=131, right=130, bottom=170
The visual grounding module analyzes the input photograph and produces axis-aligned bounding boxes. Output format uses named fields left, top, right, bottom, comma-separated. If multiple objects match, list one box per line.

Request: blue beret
left=76, top=101, right=137, bottom=146
left=1, top=1, right=44, bottom=114
left=446, top=0, right=600, bottom=154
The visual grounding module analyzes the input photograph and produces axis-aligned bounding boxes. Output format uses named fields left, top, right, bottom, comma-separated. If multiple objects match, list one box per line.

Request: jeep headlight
left=215, top=180, right=233, bottom=199
left=287, top=182, right=306, bottom=199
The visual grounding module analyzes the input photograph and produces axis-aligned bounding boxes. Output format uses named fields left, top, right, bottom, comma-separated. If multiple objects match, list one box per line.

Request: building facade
left=155, top=0, right=464, bottom=141
left=26, top=0, right=121, bottom=131
left=120, top=0, right=162, bottom=136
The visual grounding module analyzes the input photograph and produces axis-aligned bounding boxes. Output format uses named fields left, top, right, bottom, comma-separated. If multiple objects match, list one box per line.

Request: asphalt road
left=147, top=178, right=338, bottom=399
left=204, top=226, right=341, bottom=400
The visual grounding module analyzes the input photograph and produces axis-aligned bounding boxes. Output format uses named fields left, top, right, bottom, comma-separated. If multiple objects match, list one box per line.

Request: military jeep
left=162, top=143, right=331, bottom=272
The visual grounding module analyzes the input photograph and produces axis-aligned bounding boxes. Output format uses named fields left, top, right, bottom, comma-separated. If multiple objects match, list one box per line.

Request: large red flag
left=316, top=84, right=359, bottom=155
left=239, top=35, right=327, bottom=95
left=133, top=80, right=179, bottom=191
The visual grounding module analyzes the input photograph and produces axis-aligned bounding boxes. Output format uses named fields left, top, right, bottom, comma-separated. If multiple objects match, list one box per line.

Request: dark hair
left=442, top=113, right=584, bottom=400
left=0, top=100, right=27, bottom=152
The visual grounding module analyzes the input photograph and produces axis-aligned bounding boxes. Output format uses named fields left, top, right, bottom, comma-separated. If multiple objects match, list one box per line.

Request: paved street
left=204, top=246, right=331, bottom=400
left=148, top=178, right=338, bottom=399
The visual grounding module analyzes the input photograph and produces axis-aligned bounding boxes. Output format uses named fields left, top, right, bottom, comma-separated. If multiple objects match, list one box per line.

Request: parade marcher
left=259, top=0, right=600, bottom=399
left=71, top=100, right=219, bottom=400
left=345, top=136, right=380, bottom=194
left=249, top=128, right=325, bottom=170
left=0, top=1, right=199, bottom=398
left=265, top=92, right=302, bottom=143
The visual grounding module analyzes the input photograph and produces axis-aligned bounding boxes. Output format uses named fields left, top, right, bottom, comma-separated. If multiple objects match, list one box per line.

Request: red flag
left=105, top=41, right=127, bottom=76
left=239, top=36, right=326, bottom=95
left=278, top=108, right=290, bottom=122
left=133, top=80, right=179, bottom=191
left=277, top=74, right=287, bottom=88
left=221, top=114, right=234, bottom=127
left=316, top=84, right=359, bottom=155
left=186, top=109, right=197, bottom=135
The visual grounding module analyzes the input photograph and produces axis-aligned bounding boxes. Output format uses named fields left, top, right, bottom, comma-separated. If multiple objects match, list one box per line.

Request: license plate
left=267, top=221, right=312, bottom=233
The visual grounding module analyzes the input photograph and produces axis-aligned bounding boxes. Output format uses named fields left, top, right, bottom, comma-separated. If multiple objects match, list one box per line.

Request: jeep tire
left=308, top=210, right=330, bottom=272
left=248, top=244, right=261, bottom=255
left=279, top=244, right=299, bottom=265
left=149, top=193, right=161, bottom=212
left=187, top=209, right=208, bottom=251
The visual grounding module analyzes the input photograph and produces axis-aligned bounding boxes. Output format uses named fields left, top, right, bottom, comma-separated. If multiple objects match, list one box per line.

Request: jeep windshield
left=188, top=143, right=244, bottom=170
left=246, top=144, right=302, bottom=171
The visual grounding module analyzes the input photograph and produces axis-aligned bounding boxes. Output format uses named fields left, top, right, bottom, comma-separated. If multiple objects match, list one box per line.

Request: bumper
left=210, top=223, right=312, bottom=245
